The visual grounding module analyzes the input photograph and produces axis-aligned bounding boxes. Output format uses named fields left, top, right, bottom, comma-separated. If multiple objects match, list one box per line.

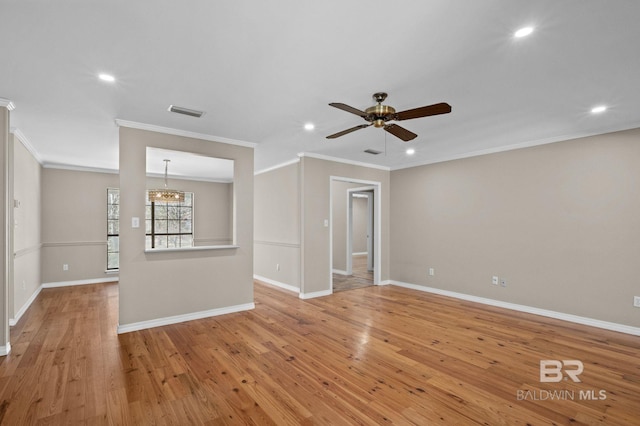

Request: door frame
left=329, top=176, right=382, bottom=292
left=346, top=187, right=374, bottom=275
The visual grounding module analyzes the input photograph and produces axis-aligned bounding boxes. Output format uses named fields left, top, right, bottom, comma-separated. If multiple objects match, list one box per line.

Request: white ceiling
left=2, top=1, right=640, bottom=174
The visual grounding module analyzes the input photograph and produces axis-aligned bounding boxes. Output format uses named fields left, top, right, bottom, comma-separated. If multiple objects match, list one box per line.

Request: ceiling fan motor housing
left=365, top=104, right=396, bottom=127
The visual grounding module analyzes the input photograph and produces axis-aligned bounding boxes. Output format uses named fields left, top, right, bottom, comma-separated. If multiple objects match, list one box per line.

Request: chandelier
left=148, top=159, right=185, bottom=203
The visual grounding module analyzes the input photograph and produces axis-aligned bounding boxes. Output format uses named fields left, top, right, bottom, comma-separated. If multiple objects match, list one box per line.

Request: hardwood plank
left=0, top=281, right=638, bottom=424
left=333, top=254, right=373, bottom=292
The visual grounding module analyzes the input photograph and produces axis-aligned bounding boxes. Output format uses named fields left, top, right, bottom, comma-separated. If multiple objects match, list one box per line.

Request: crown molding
left=10, top=127, right=43, bottom=164
left=390, top=124, right=640, bottom=171
left=115, top=119, right=257, bottom=148
left=254, top=157, right=300, bottom=176
left=42, top=162, right=119, bottom=174
left=0, top=98, right=15, bottom=111
left=146, top=172, right=232, bottom=184
left=297, top=152, right=390, bottom=171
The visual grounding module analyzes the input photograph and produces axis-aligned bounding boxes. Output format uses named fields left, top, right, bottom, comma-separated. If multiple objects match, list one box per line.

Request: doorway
left=347, top=189, right=374, bottom=275
left=330, top=177, right=381, bottom=293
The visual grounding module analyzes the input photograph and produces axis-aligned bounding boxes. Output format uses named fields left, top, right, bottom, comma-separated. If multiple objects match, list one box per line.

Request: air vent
left=364, top=149, right=382, bottom=155
left=168, top=105, right=205, bottom=118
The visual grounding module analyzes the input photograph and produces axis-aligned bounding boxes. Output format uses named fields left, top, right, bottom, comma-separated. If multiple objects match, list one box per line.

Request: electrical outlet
left=500, top=278, right=507, bottom=287
left=492, top=276, right=499, bottom=285
left=63, top=264, right=69, bottom=271
left=634, top=296, right=640, bottom=308
left=429, top=268, right=435, bottom=276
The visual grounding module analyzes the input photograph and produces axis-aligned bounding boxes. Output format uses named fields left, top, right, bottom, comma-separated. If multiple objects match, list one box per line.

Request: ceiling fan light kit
left=327, top=92, right=451, bottom=142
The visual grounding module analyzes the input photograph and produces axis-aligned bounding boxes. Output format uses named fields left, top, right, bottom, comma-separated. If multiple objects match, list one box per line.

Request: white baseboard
left=253, top=275, right=299, bottom=294
left=10, top=278, right=119, bottom=327
left=332, top=269, right=348, bottom=275
left=117, top=302, right=255, bottom=334
left=0, top=342, right=11, bottom=356
left=390, top=280, right=640, bottom=337
left=352, top=252, right=368, bottom=256
left=10, top=285, right=43, bottom=326
left=299, top=289, right=332, bottom=300
left=379, top=280, right=392, bottom=286
left=42, top=276, right=119, bottom=288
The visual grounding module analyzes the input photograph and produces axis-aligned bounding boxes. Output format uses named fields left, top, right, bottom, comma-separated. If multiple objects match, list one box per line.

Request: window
left=106, top=189, right=195, bottom=270
left=145, top=192, right=194, bottom=249
left=107, top=188, right=120, bottom=270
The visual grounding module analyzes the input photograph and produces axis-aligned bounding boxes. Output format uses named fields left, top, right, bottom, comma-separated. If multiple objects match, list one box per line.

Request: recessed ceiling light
left=98, top=73, right=115, bottom=82
left=406, top=148, right=416, bottom=155
left=514, top=27, right=534, bottom=38
left=591, top=105, right=607, bottom=114
left=304, top=123, right=315, bottom=131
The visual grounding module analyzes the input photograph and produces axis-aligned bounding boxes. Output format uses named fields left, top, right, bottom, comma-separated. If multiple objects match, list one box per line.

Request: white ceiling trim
left=146, top=172, right=232, bottom=184
left=42, top=162, right=119, bottom=175
left=254, top=158, right=300, bottom=176
left=297, top=152, right=391, bottom=172
left=11, top=127, right=42, bottom=164
left=0, top=98, right=15, bottom=111
left=115, top=119, right=257, bottom=149
left=390, top=124, right=640, bottom=171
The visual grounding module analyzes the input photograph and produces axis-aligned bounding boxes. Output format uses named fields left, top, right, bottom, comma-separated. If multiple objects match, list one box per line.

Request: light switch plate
left=132, top=217, right=140, bottom=228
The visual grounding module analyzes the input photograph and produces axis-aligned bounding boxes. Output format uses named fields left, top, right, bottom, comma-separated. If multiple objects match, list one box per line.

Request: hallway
left=333, top=254, right=373, bottom=292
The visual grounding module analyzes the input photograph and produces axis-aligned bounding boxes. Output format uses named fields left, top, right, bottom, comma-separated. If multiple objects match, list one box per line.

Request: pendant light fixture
left=148, top=159, right=185, bottom=203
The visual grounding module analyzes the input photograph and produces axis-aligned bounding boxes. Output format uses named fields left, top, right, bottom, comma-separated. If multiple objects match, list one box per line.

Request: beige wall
left=41, top=168, right=119, bottom=283
left=146, top=177, right=233, bottom=246
left=254, top=162, right=301, bottom=289
left=390, top=128, right=640, bottom=327
left=13, top=134, right=42, bottom=319
left=301, top=156, right=390, bottom=294
left=352, top=196, right=368, bottom=254
left=118, top=127, right=254, bottom=327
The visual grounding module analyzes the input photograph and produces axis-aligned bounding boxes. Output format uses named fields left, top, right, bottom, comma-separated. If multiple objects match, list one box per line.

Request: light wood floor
left=333, top=254, right=374, bottom=292
left=1, top=281, right=639, bottom=424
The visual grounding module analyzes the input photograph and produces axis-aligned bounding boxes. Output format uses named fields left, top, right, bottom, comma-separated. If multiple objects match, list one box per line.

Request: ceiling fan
left=326, top=92, right=451, bottom=142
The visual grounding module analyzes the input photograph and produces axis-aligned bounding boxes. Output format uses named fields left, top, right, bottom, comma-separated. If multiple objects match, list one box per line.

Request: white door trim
left=330, top=176, right=382, bottom=293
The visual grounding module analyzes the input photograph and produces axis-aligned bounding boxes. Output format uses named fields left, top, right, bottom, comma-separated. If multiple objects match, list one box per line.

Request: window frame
left=145, top=192, right=195, bottom=249
left=106, top=188, right=196, bottom=270
left=106, top=188, right=120, bottom=270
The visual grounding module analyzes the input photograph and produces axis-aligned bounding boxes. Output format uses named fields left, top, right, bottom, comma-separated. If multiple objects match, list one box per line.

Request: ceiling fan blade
left=329, top=102, right=368, bottom=118
left=394, top=102, right=452, bottom=121
left=326, top=124, right=371, bottom=139
left=384, top=123, right=417, bottom=141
